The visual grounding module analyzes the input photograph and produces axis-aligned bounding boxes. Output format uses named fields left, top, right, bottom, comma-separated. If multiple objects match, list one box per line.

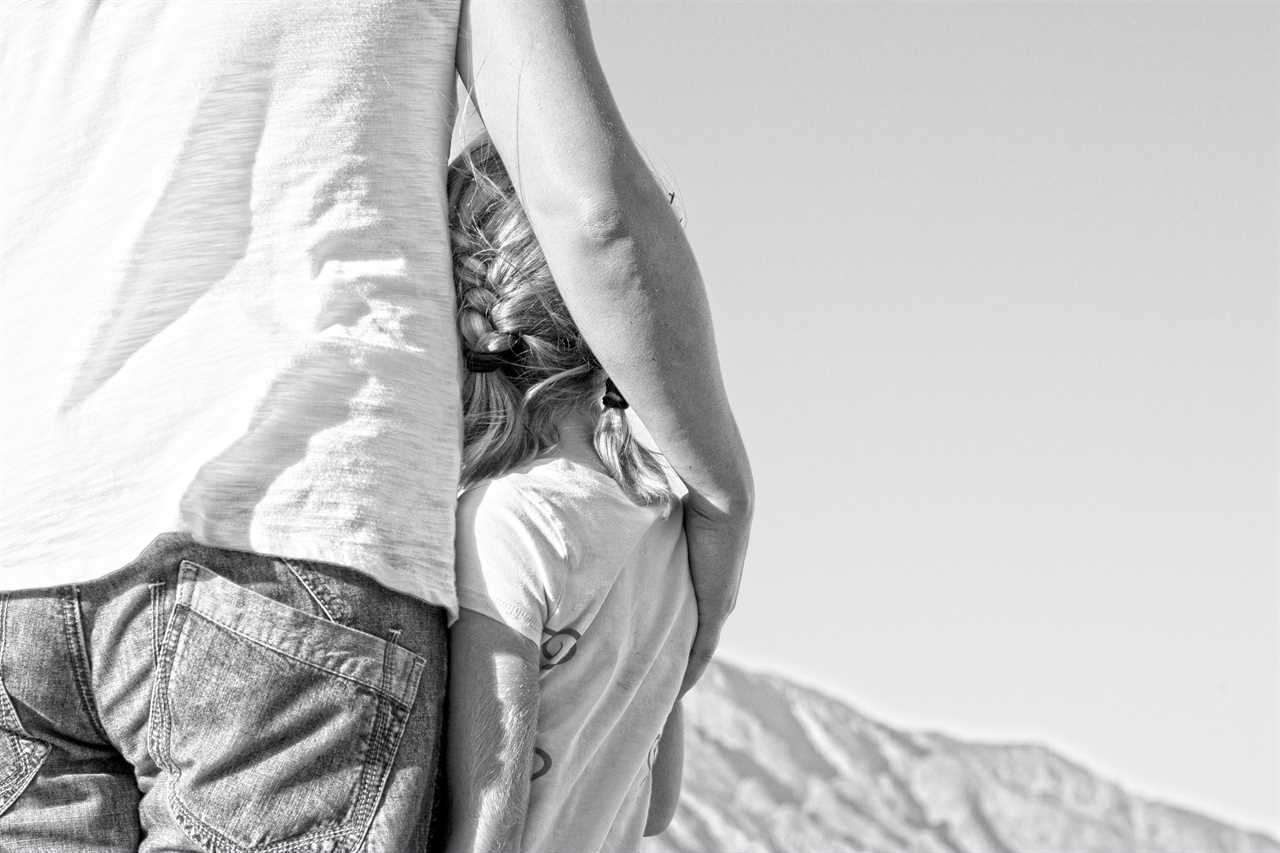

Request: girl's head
left=449, top=138, right=674, bottom=506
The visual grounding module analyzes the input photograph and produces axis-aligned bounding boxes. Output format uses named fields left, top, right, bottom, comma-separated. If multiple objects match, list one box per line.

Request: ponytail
left=593, top=402, right=674, bottom=506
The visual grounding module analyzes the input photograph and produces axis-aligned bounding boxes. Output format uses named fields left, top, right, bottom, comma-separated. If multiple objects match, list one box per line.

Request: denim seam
left=0, top=596, right=35, bottom=794
left=354, top=638, right=428, bottom=849
left=0, top=760, right=33, bottom=800
left=279, top=555, right=337, bottom=622
left=416, top=673, right=445, bottom=848
left=181, top=607, right=413, bottom=709
left=147, top=594, right=185, bottom=781
left=58, top=588, right=113, bottom=745
left=348, top=646, right=398, bottom=846
left=0, top=752, right=43, bottom=810
left=169, top=794, right=355, bottom=853
left=155, top=604, right=360, bottom=853
left=150, top=564, right=420, bottom=852
left=149, top=581, right=167, bottom=668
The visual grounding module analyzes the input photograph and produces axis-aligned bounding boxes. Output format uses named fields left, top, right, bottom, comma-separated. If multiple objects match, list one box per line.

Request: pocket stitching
left=168, top=795, right=356, bottom=853
left=178, top=561, right=424, bottom=707
left=150, top=566, right=421, bottom=853
left=347, top=633, right=425, bottom=841
left=0, top=596, right=51, bottom=814
left=0, top=731, right=39, bottom=789
left=154, top=602, right=373, bottom=853
left=0, top=738, right=47, bottom=809
left=278, top=558, right=350, bottom=625
left=180, top=607, right=415, bottom=709
left=147, top=601, right=184, bottom=783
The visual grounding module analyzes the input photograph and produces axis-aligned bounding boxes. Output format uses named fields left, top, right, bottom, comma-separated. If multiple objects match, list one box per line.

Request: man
left=0, top=0, right=752, bottom=848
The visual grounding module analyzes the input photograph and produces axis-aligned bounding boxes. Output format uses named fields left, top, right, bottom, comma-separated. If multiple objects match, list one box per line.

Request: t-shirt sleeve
left=455, top=480, right=569, bottom=646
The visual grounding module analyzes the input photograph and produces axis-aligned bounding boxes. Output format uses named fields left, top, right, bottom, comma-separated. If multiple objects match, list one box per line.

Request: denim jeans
left=0, top=533, right=448, bottom=852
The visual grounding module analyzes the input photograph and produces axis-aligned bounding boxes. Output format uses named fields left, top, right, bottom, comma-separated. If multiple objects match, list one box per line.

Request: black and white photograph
left=1, top=1, right=1275, bottom=851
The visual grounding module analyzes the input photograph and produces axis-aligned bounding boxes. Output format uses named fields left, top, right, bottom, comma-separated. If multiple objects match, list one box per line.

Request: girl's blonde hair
left=449, top=138, right=674, bottom=506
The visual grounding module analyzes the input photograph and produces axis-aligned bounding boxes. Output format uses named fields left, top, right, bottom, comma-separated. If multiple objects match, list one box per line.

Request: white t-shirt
left=0, top=0, right=463, bottom=611
left=456, top=456, right=697, bottom=853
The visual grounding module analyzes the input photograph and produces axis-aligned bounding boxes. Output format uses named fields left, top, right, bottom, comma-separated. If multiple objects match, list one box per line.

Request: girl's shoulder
left=460, top=454, right=678, bottom=547
left=458, top=460, right=564, bottom=533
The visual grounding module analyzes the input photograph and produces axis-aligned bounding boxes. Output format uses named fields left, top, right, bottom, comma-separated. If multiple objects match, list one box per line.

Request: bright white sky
left=584, top=1, right=1278, bottom=836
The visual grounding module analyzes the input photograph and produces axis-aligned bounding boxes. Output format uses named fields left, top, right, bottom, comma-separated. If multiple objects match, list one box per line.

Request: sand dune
left=643, top=660, right=1277, bottom=853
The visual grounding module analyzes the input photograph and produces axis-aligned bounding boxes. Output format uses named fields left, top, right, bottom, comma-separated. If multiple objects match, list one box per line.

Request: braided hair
left=449, top=138, right=674, bottom=506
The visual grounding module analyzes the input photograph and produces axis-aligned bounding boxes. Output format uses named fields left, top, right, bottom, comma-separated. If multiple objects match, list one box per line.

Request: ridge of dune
left=642, top=660, right=1279, bottom=853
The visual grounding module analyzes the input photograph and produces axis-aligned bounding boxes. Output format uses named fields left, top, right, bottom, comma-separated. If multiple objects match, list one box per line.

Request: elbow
left=574, top=195, right=632, bottom=242
left=683, top=447, right=755, bottom=527
left=726, top=468, right=756, bottom=517
left=710, top=457, right=757, bottom=521
left=557, top=165, right=669, bottom=245
left=523, top=188, right=644, bottom=265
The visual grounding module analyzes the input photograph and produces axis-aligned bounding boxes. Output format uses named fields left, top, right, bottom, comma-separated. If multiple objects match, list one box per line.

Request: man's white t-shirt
left=1, top=0, right=463, bottom=610
left=456, top=456, right=697, bottom=853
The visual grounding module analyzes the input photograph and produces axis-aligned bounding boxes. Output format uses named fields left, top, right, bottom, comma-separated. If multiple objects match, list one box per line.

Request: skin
left=644, top=701, right=684, bottom=836
left=457, top=0, right=755, bottom=695
left=446, top=415, right=686, bottom=851
left=445, top=610, right=539, bottom=853
left=446, top=609, right=685, bottom=851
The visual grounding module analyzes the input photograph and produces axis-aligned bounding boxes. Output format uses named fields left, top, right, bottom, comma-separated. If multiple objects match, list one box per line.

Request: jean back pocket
left=149, top=562, right=424, bottom=853
left=0, top=597, right=51, bottom=818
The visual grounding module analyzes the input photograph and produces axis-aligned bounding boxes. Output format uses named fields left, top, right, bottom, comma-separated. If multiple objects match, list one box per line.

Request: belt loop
left=148, top=581, right=168, bottom=668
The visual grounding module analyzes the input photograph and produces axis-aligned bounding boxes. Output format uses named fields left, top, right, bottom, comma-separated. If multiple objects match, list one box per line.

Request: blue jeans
left=0, top=533, right=447, bottom=852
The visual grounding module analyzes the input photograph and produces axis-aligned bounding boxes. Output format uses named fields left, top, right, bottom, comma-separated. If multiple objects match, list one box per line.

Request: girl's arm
left=644, top=702, right=685, bottom=836
left=446, top=609, right=541, bottom=853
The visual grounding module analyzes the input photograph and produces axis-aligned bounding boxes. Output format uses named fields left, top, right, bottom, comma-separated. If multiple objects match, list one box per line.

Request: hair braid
left=450, top=138, right=676, bottom=505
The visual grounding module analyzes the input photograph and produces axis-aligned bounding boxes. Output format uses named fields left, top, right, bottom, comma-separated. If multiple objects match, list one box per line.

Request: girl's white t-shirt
left=456, top=456, right=697, bottom=853
left=1, top=0, right=463, bottom=610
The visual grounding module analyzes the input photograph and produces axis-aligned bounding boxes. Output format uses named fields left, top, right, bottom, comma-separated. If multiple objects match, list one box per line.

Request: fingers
left=678, top=492, right=751, bottom=697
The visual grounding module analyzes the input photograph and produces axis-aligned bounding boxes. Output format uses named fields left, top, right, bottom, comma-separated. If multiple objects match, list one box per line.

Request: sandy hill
left=642, top=660, right=1277, bottom=853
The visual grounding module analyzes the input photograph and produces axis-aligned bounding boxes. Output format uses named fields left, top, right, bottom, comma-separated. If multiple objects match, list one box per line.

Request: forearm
left=460, top=0, right=753, bottom=693
left=446, top=612, right=540, bottom=853
left=548, top=202, right=755, bottom=625
left=538, top=179, right=755, bottom=516
left=458, top=0, right=754, bottom=515
left=445, top=694, right=534, bottom=853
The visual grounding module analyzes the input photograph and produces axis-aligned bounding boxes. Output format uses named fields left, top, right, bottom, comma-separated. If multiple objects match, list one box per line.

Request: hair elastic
left=464, top=350, right=506, bottom=374
left=602, top=378, right=629, bottom=410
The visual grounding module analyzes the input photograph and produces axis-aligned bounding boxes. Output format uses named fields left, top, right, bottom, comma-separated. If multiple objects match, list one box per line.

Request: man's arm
left=457, top=0, right=754, bottom=693
left=445, top=609, right=541, bottom=853
left=644, top=702, right=685, bottom=836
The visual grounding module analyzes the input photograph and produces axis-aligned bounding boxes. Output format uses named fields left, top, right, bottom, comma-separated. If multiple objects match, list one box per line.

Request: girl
left=445, top=139, right=695, bottom=853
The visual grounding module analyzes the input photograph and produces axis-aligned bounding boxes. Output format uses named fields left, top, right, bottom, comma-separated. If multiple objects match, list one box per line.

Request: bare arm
left=644, top=702, right=685, bottom=836
left=445, top=609, right=541, bottom=853
left=457, top=0, right=754, bottom=693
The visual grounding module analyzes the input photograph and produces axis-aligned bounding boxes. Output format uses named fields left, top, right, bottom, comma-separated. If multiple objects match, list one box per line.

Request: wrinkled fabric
left=457, top=457, right=697, bottom=853
left=0, top=533, right=448, bottom=852
left=0, top=0, right=463, bottom=614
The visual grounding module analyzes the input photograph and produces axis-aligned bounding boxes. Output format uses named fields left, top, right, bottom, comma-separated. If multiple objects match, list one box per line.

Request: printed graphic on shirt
left=531, top=747, right=552, bottom=781
left=540, top=626, right=580, bottom=670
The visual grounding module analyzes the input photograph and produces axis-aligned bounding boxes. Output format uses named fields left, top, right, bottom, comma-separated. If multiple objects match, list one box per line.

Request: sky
left=583, top=0, right=1278, bottom=836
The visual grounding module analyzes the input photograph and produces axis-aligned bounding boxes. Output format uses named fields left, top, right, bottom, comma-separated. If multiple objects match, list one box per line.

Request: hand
left=679, top=493, right=752, bottom=697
